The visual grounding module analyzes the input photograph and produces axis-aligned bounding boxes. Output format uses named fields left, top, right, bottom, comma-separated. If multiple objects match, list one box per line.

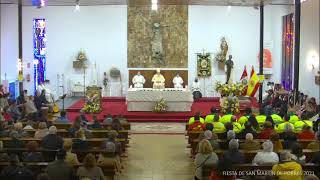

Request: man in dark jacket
left=41, top=126, right=63, bottom=150
left=46, top=150, right=75, bottom=180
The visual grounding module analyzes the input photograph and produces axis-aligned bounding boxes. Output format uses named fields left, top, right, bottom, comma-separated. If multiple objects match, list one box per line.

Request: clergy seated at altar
left=173, top=73, right=184, bottom=89
left=152, top=69, right=165, bottom=89
left=132, top=71, right=146, bottom=88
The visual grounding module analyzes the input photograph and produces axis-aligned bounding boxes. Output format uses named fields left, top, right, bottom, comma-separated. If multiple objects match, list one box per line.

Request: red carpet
left=66, top=97, right=260, bottom=123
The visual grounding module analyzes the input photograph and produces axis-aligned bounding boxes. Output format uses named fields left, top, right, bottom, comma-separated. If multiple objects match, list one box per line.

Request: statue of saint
left=132, top=71, right=146, bottom=88
left=220, top=37, right=228, bottom=59
left=173, top=73, right=184, bottom=89
left=225, top=55, right=234, bottom=84
left=152, top=68, right=165, bottom=89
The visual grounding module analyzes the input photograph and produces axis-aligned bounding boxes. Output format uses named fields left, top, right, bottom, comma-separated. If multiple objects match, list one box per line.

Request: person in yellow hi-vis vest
left=238, top=108, right=252, bottom=125
left=212, top=115, right=226, bottom=133
left=294, top=119, right=313, bottom=133
left=205, top=107, right=220, bottom=124
left=231, top=116, right=243, bottom=133
left=271, top=113, right=283, bottom=125
left=220, top=112, right=233, bottom=124
left=275, top=115, right=294, bottom=133
left=256, top=109, right=267, bottom=127
left=289, top=114, right=300, bottom=124
left=188, top=112, right=205, bottom=125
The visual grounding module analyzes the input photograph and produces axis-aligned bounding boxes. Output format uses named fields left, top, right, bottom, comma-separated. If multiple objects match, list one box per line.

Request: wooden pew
left=24, top=129, right=129, bottom=140
left=0, top=137, right=126, bottom=152
left=51, top=122, right=131, bottom=130
left=202, top=163, right=320, bottom=180
left=0, top=162, right=117, bottom=179
left=190, top=139, right=315, bottom=152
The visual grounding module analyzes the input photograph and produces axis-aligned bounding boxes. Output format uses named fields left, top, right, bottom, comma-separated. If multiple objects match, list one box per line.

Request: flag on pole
left=247, top=66, right=260, bottom=97
left=240, top=66, right=248, bottom=96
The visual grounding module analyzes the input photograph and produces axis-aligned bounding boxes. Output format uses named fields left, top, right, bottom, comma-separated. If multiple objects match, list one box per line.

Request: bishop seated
left=152, top=68, right=165, bottom=89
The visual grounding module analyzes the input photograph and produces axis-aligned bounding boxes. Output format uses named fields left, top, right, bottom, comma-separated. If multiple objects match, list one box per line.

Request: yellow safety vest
left=205, top=114, right=220, bottom=124
left=294, top=120, right=313, bottom=133
left=256, top=115, right=267, bottom=125
left=275, top=122, right=294, bottom=133
left=188, top=117, right=205, bottom=125
left=220, top=114, right=233, bottom=124
left=289, top=115, right=300, bottom=124
left=213, top=121, right=226, bottom=133
left=233, top=122, right=243, bottom=133
left=238, top=115, right=249, bottom=125
left=271, top=114, right=283, bottom=125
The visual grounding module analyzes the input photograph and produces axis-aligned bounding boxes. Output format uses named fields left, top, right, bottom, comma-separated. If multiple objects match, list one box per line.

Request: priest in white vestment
left=173, top=74, right=184, bottom=89
left=132, top=71, right=146, bottom=88
left=152, top=68, right=165, bottom=89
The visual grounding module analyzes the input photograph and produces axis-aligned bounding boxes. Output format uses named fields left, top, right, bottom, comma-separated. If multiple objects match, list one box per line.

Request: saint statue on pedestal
left=152, top=68, right=165, bottom=89
left=225, top=55, right=234, bottom=84
left=132, top=71, right=146, bottom=88
left=173, top=74, right=184, bottom=89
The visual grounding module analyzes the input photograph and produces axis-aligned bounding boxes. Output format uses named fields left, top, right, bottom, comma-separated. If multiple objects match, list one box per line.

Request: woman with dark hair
left=237, top=121, right=258, bottom=139
left=290, top=143, right=306, bottom=164
left=68, top=116, right=81, bottom=137
left=265, top=115, right=275, bottom=128
left=111, top=118, right=123, bottom=132
left=76, top=153, right=105, bottom=180
left=209, top=154, right=236, bottom=180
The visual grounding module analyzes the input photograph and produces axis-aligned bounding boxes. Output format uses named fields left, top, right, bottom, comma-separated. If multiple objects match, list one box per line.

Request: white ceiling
left=0, top=0, right=294, bottom=6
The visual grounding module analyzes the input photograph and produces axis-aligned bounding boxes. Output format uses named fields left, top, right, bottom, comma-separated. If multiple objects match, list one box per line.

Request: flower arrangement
left=153, top=98, right=167, bottom=113
left=81, top=102, right=102, bottom=114
left=215, top=82, right=245, bottom=97
left=220, top=96, right=240, bottom=114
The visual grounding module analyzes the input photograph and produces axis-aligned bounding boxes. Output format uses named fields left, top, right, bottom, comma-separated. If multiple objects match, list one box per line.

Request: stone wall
left=128, top=5, right=188, bottom=68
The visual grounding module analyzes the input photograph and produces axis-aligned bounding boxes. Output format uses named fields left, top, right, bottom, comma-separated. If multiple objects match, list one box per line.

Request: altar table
left=126, top=88, right=194, bottom=112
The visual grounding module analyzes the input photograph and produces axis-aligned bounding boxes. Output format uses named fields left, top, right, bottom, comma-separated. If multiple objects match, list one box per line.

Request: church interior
left=0, top=0, right=320, bottom=179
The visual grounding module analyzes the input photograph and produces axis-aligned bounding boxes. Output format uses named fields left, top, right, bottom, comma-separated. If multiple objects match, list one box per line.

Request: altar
left=126, top=88, right=193, bottom=112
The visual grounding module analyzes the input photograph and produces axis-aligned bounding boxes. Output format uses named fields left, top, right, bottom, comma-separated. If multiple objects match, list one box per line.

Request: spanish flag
left=247, top=66, right=260, bottom=97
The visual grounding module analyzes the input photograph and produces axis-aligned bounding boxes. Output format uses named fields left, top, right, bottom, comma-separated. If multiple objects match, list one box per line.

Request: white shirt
left=252, top=151, right=279, bottom=165
left=173, top=76, right=184, bottom=88
left=192, top=81, right=201, bottom=92
left=132, top=75, right=146, bottom=88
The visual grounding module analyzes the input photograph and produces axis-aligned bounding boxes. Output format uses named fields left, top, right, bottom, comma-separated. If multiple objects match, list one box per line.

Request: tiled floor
left=130, top=123, right=186, bottom=134
left=117, top=134, right=194, bottom=180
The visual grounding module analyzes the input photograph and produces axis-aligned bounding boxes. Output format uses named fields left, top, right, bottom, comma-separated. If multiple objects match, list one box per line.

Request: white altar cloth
left=127, top=88, right=194, bottom=112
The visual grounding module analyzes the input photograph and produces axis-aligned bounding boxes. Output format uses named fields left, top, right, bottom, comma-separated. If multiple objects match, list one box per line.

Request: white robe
left=37, top=84, right=54, bottom=103
left=192, top=81, right=201, bottom=92
left=132, top=75, right=146, bottom=88
left=173, top=76, right=184, bottom=89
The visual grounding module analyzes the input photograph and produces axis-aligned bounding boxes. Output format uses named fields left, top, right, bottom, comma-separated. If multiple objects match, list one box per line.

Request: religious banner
left=197, top=53, right=212, bottom=77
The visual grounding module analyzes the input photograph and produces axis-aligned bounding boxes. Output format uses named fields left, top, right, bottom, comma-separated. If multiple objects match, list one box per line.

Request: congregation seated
left=194, top=139, right=218, bottom=180
left=298, top=125, right=315, bottom=140
left=269, top=132, right=283, bottom=153
left=46, top=149, right=75, bottom=180
left=276, top=114, right=294, bottom=133
left=259, top=121, right=275, bottom=139
left=103, top=114, right=113, bottom=123
left=223, top=139, right=245, bottom=164
left=24, top=96, right=38, bottom=116
left=72, top=130, right=90, bottom=150
left=90, top=115, right=101, bottom=129
left=77, top=153, right=105, bottom=180
left=63, top=139, right=80, bottom=166
left=282, top=125, right=298, bottom=149
left=102, top=131, right=122, bottom=157
left=208, top=154, right=236, bottom=180
left=203, top=130, right=220, bottom=150
left=252, top=140, right=279, bottom=165
left=239, top=133, right=261, bottom=151
left=34, top=122, right=49, bottom=139
left=22, top=141, right=44, bottom=162
left=97, top=142, right=121, bottom=173
left=6, top=131, right=25, bottom=149
left=0, top=154, right=34, bottom=180
left=7, top=100, right=22, bottom=121
left=68, top=117, right=81, bottom=137
left=41, top=126, right=63, bottom=150
left=272, top=151, right=303, bottom=180
left=237, top=121, right=258, bottom=139
left=10, top=122, right=28, bottom=138
left=307, top=131, right=320, bottom=150
left=238, top=107, right=252, bottom=125
left=291, top=143, right=306, bottom=164
left=188, top=112, right=205, bottom=125
left=204, top=108, right=220, bottom=124
left=55, top=110, right=69, bottom=123
left=23, top=120, right=34, bottom=130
